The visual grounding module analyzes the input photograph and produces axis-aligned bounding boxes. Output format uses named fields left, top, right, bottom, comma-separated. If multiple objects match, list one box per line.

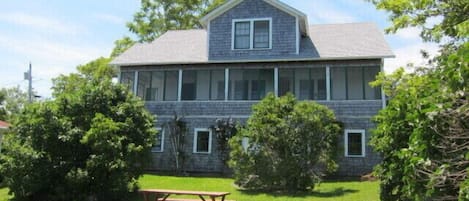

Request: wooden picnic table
left=139, top=189, right=232, bottom=201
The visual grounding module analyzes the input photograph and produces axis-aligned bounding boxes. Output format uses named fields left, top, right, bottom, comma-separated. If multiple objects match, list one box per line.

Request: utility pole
left=24, top=62, right=32, bottom=103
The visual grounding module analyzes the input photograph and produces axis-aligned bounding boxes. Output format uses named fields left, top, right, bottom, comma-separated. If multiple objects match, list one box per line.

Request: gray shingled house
left=111, top=0, right=394, bottom=176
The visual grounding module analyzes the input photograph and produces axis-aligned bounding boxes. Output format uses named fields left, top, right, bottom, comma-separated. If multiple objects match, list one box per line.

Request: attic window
left=233, top=18, right=271, bottom=50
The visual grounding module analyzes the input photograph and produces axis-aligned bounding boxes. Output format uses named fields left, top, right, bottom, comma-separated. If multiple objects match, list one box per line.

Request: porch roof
left=110, top=22, right=394, bottom=66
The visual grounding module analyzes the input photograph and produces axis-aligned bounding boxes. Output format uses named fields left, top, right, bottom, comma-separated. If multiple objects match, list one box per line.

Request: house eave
left=113, top=55, right=395, bottom=67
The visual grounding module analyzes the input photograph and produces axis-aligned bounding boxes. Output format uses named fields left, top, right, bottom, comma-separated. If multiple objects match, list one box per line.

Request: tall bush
left=229, top=93, right=342, bottom=191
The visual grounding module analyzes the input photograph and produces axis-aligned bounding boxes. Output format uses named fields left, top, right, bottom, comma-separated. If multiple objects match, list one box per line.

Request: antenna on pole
left=24, top=62, right=32, bottom=103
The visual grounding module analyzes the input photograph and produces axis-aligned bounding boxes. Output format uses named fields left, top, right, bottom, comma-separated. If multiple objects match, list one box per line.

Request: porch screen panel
left=331, top=67, right=346, bottom=100
left=120, top=71, right=135, bottom=92
left=229, top=69, right=273, bottom=100
left=364, top=66, right=381, bottom=100
left=137, top=71, right=151, bottom=100
left=182, top=70, right=196, bottom=100
left=295, top=69, right=311, bottom=100
left=196, top=70, right=210, bottom=100
left=347, top=67, right=364, bottom=100
left=210, top=70, right=225, bottom=100
left=311, top=68, right=326, bottom=100
left=150, top=71, right=164, bottom=101
left=278, top=69, right=294, bottom=97
left=164, top=71, right=179, bottom=101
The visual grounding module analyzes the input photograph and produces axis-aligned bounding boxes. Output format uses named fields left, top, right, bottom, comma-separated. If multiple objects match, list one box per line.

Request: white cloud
left=384, top=42, right=439, bottom=73
left=287, top=0, right=356, bottom=24
left=95, top=14, right=126, bottom=25
left=0, top=12, right=86, bottom=35
left=394, top=27, right=422, bottom=40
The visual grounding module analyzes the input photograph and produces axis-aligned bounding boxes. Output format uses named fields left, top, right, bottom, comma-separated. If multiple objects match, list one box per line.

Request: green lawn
left=0, top=175, right=379, bottom=201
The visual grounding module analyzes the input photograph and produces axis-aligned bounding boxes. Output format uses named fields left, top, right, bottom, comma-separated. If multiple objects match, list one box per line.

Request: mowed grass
left=136, top=174, right=379, bottom=201
left=0, top=175, right=379, bottom=201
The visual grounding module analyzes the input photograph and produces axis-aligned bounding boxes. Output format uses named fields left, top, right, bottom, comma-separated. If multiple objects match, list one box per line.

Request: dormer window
left=232, top=18, right=272, bottom=50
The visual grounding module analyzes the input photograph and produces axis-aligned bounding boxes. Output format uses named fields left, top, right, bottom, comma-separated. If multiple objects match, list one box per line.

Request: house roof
left=200, top=0, right=309, bottom=36
left=110, top=22, right=394, bottom=66
left=0, top=120, right=10, bottom=129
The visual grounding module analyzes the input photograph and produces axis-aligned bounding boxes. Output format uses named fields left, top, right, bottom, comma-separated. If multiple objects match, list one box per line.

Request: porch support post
left=225, top=68, right=229, bottom=101
left=326, top=66, right=331, bottom=101
left=380, top=59, right=386, bottom=108
left=133, top=71, right=139, bottom=94
left=178, top=69, right=182, bottom=102
left=274, top=67, right=279, bottom=97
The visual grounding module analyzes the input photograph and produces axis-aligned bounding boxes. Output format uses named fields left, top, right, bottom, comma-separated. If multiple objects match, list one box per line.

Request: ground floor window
left=345, top=129, right=365, bottom=157
left=193, top=128, right=212, bottom=154
left=152, top=128, right=164, bottom=152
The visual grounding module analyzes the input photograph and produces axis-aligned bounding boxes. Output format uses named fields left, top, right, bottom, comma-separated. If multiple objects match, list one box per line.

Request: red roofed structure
left=0, top=120, right=9, bottom=129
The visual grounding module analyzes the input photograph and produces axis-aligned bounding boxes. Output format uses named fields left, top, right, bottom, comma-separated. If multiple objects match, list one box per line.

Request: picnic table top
left=139, top=189, right=230, bottom=197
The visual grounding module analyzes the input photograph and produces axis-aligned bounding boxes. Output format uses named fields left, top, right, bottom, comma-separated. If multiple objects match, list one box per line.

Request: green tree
left=110, top=36, right=136, bottom=58
left=368, top=0, right=469, bottom=200
left=0, top=59, right=157, bottom=201
left=368, top=0, right=468, bottom=45
left=127, top=0, right=226, bottom=42
left=229, top=93, right=342, bottom=191
left=0, top=86, right=29, bottom=122
left=0, top=90, right=6, bottom=120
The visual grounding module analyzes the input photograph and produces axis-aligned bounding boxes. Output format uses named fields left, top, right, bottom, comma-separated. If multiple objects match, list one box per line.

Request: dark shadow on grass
left=237, top=187, right=359, bottom=198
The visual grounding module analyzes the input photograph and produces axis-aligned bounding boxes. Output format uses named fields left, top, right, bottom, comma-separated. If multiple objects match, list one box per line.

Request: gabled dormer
left=200, top=0, right=308, bottom=61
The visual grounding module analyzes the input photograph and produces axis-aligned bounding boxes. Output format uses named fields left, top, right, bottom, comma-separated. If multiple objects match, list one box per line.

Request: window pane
left=254, top=20, right=269, bottom=48
left=294, top=69, right=309, bottom=100
left=152, top=129, right=163, bottom=152
left=120, top=72, right=135, bottom=92
left=210, top=70, right=225, bottom=100
left=331, top=67, right=346, bottom=100
left=164, top=71, right=179, bottom=101
left=348, top=133, right=363, bottom=156
left=196, top=131, right=210, bottom=153
left=347, top=67, right=364, bottom=100
left=364, top=66, right=381, bottom=100
left=234, top=22, right=250, bottom=49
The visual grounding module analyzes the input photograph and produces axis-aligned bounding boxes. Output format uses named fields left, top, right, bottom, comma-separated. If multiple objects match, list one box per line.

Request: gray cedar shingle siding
left=209, top=0, right=297, bottom=60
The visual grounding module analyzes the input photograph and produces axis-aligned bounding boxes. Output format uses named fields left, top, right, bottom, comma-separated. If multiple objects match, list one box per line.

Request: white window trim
left=152, top=128, right=164, bottom=153
left=344, top=129, right=366, bottom=157
left=193, top=128, right=212, bottom=154
left=232, top=18, right=272, bottom=50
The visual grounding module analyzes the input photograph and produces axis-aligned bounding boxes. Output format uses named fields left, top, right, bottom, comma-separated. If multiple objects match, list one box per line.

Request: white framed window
left=152, top=128, right=164, bottom=152
left=232, top=18, right=272, bottom=50
left=344, top=129, right=366, bottom=157
left=193, top=128, right=212, bottom=154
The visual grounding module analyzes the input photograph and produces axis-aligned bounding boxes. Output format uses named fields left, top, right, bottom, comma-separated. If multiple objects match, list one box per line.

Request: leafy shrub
left=0, top=61, right=156, bottom=201
left=229, top=93, right=342, bottom=191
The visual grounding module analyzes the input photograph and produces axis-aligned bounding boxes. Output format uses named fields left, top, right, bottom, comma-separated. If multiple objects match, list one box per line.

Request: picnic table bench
left=139, top=189, right=234, bottom=201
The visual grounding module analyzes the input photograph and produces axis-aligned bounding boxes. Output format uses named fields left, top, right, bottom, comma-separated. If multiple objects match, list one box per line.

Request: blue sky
left=0, top=0, right=438, bottom=98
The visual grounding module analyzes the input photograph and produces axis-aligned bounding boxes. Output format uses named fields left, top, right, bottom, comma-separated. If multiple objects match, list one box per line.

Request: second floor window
left=233, top=18, right=271, bottom=50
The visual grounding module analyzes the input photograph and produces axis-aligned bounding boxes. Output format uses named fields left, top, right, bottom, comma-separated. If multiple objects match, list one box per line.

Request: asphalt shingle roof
left=111, top=22, right=393, bottom=66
